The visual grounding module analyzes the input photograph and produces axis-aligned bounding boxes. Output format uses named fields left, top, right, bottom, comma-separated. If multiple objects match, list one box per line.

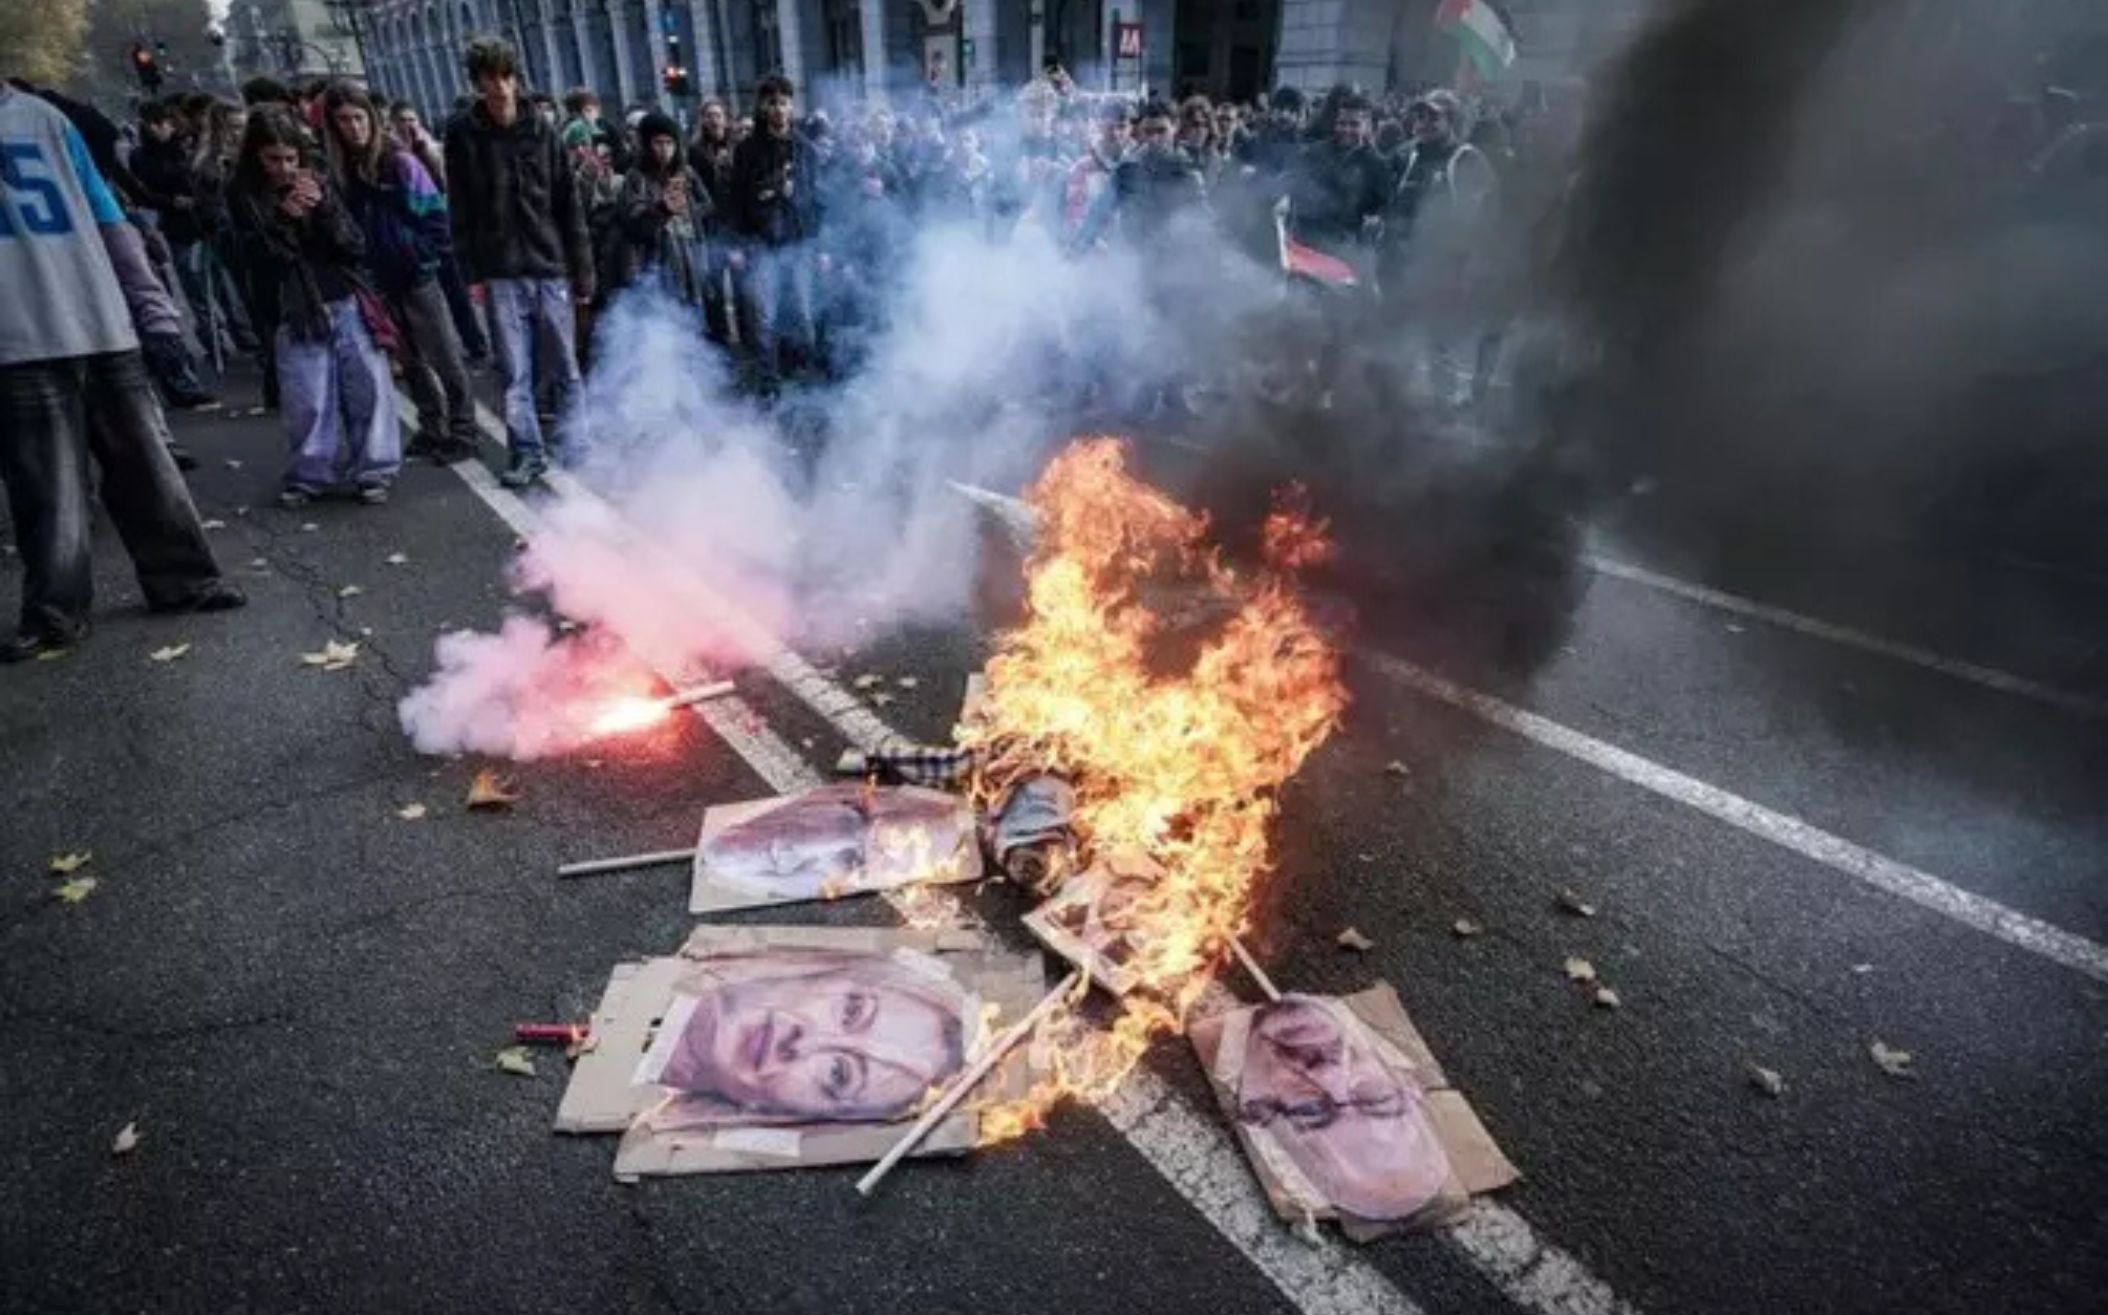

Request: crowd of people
left=1, top=36, right=1544, bottom=661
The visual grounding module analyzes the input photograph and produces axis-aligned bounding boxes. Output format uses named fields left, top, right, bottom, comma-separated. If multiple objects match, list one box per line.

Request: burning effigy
left=549, top=438, right=1512, bottom=1235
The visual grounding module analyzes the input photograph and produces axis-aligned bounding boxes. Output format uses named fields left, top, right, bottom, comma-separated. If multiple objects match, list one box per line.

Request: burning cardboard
left=1188, top=983, right=1516, bottom=1239
left=556, top=925, right=1047, bottom=1176
left=1021, top=853, right=1166, bottom=996
left=688, top=783, right=983, bottom=914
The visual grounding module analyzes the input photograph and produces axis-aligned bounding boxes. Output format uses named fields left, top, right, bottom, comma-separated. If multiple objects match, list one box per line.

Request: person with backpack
left=321, top=82, right=477, bottom=463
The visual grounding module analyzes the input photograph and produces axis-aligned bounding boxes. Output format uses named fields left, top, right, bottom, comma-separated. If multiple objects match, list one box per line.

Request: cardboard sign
left=557, top=925, right=1047, bottom=1177
left=689, top=783, right=982, bottom=914
left=1189, top=983, right=1517, bottom=1239
left=1020, top=852, right=1166, bottom=996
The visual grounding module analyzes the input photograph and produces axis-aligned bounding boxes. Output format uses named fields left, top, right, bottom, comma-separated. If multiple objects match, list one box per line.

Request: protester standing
left=728, top=75, right=821, bottom=394
left=228, top=106, right=400, bottom=506
left=687, top=98, right=737, bottom=344
left=322, top=83, right=478, bottom=464
left=0, top=81, right=243, bottom=661
left=611, top=111, right=709, bottom=304
left=443, top=37, right=594, bottom=487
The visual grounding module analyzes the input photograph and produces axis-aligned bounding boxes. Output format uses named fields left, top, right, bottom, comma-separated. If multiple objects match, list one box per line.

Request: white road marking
left=1370, top=654, right=2108, bottom=984
left=447, top=406, right=1436, bottom=1315
left=1582, top=553, right=2108, bottom=722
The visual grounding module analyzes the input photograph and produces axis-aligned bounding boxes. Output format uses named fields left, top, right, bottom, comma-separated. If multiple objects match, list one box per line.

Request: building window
left=1177, top=41, right=1208, bottom=80
left=823, top=0, right=862, bottom=75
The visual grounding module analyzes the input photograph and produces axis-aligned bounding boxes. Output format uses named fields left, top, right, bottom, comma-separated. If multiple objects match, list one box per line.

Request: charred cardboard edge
left=687, top=785, right=984, bottom=914
left=556, top=925, right=1047, bottom=1176
left=1188, top=981, right=1518, bottom=1240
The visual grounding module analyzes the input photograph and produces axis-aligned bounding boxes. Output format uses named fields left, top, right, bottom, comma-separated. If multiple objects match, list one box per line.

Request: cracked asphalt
left=2, top=372, right=2105, bottom=1315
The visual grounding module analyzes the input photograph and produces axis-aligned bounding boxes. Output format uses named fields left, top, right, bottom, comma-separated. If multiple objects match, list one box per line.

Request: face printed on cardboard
left=699, top=784, right=974, bottom=900
left=1232, top=995, right=1450, bottom=1221
left=1022, top=854, right=1163, bottom=994
left=643, top=950, right=969, bottom=1126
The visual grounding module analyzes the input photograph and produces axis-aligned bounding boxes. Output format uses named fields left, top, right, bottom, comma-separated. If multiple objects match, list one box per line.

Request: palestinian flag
left=1436, top=0, right=1518, bottom=81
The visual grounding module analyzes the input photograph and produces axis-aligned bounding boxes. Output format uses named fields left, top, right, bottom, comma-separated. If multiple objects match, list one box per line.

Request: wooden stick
left=856, top=969, right=1082, bottom=1197
left=557, top=847, right=698, bottom=878
left=664, top=680, right=737, bottom=709
left=1229, top=936, right=1283, bottom=1003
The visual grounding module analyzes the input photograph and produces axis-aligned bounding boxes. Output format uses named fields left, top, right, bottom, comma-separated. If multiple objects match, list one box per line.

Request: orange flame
left=963, top=438, right=1346, bottom=1140
left=590, top=695, right=674, bottom=736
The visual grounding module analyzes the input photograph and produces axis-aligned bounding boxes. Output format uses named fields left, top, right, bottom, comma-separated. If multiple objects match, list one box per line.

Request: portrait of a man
left=636, top=948, right=974, bottom=1130
left=1194, top=991, right=1464, bottom=1227
left=1021, top=853, right=1164, bottom=995
left=693, top=783, right=981, bottom=912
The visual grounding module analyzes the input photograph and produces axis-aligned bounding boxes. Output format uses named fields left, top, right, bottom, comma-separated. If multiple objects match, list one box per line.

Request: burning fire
left=590, top=695, right=676, bottom=736
left=962, top=439, right=1347, bottom=1140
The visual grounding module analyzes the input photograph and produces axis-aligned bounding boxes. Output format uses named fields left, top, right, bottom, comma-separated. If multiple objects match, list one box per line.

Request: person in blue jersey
left=0, top=79, right=244, bottom=663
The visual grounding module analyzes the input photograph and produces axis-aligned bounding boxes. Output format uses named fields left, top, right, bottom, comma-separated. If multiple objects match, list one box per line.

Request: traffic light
left=662, top=33, right=690, bottom=96
left=129, top=42, right=163, bottom=92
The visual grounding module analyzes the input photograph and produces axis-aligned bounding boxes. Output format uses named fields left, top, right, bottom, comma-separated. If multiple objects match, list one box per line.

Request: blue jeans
left=734, top=247, right=814, bottom=389
left=277, top=298, right=400, bottom=493
left=486, top=277, right=581, bottom=457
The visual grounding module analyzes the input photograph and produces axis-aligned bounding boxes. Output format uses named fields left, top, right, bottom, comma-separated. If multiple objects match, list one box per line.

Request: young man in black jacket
left=727, top=74, right=821, bottom=394
left=442, top=37, right=594, bottom=487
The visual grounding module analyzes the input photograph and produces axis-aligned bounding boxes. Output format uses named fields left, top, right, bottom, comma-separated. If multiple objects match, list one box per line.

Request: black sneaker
left=277, top=487, right=313, bottom=509
left=149, top=580, right=248, bottom=615
left=499, top=452, right=548, bottom=489
left=0, top=627, right=84, bottom=664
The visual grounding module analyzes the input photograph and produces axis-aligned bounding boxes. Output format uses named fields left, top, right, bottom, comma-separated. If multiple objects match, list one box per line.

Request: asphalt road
left=2, top=371, right=2104, bottom=1315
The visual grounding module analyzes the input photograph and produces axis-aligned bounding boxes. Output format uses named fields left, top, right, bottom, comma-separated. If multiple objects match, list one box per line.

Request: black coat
left=442, top=102, right=593, bottom=292
left=728, top=129, right=822, bottom=247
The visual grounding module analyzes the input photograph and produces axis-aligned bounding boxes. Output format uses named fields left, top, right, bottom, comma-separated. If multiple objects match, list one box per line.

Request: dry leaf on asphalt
left=897, top=676, right=920, bottom=689
left=1592, top=985, right=1622, bottom=1009
left=54, top=876, right=99, bottom=904
left=396, top=803, right=428, bottom=821
left=1337, top=926, right=1375, bottom=952
left=1452, top=917, right=1485, bottom=938
left=853, top=673, right=883, bottom=690
left=1382, top=760, right=1410, bottom=777
left=384, top=552, right=409, bottom=566
left=1564, top=956, right=1598, bottom=983
left=1556, top=888, right=1599, bottom=918
left=49, top=851, right=93, bottom=874
left=465, top=769, right=518, bottom=810
left=1748, top=1064, right=1786, bottom=1097
left=1850, top=963, right=1875, bottom=975
left=34, top=647, right=69, bottom=661
left=871, top=691, right=895, bottom=707
left=249, top=557, right=268, bottom=569
left=299, top=639, right=360, bottom=671
left=224, top=458, right=244, bottom=470
left=1869, top=1040, right=1917, bottom=1080
left=111, top=1122, right=141, bottom=1155
left=337, top=585, right=363, bottom=599
left=199, top=519, right=227, bottom=530
left=299, top=522, right=318, bottom=533
left=149, top=643, right=191, bottom=663
left=494, top=1046, right=537, bottom=1077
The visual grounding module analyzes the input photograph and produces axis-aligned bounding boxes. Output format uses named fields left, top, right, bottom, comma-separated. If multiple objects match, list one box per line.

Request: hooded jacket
left=441, top=99, right=592, bottom=293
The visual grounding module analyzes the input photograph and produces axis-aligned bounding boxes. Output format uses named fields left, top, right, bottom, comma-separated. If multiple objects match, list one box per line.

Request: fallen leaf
left=1382, top=760, right=1409, bottom=777
left=1452, top=917, right=1485, bottom=938
left=49, top=851, right=93, bottom=874
left=465, top=768, right=518, bottom=810
left=1869, top=1040, right=1916, bottom=1080
left=111, top=1121, right=141, bottom=1155
left=357, top=627, right=372, bottom=637
left=384, top=552, right=409, bottom=566
left=55, top=876, right=99, bottom=903
left=148, top=643, right=191, bottom=663
left=494, top=1046, right=536, bottom=1076
left=1356, top=851, right=1376, bottom=863
left=224, top=458, right=245, bottom=470
left=396, top=803, right=428, bottom=821
left=897, top=676, right=920, bottom=689
left=300, top=522, right=318, bottom=533
left=299, top=639, right=360, bottom=670
left=249, top=557, right=269, bottom=569
left=1747, top=1063, right=1785, bottom=1097
left=1556, top=887, right=1598, bottom=917
left=1850, top=963, right=1875, bottom=975
left=199, top=518, right=227, bottom=530
left=1564, top=956, right=1597, bottom=983
left=1592, top=985, right=1622, bottom=1009
left=1337, top=927, right=1375, bottom=952
left=871, top=691, right=895, bottom=707
left=853, top=673, right=884, bottom=690
left=800, top=738, right=815, bottom=749
left=337, top=584, right=363, bottom=598
left=34, top=647, right=69, bottom=661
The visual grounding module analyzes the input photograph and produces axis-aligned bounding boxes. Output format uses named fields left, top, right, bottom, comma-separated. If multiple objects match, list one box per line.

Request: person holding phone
left=611, top=111, right=711, bottom=305
left=228, top=106, right=399, bottom=507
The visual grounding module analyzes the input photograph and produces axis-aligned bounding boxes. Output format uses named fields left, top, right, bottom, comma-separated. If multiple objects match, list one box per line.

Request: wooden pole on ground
left=557, top=848, right=697, bottom=878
